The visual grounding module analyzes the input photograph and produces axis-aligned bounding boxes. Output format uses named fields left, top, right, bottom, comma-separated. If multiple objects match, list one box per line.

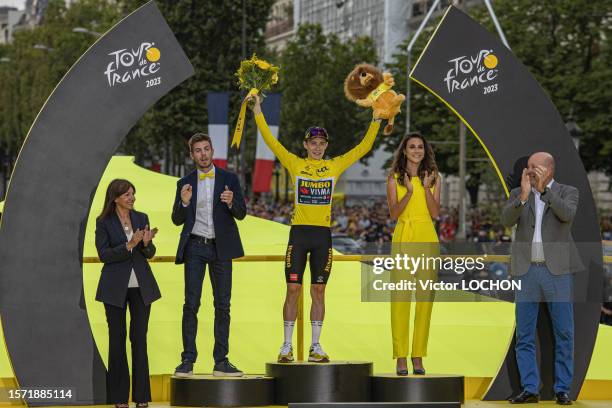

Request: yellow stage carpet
left=1, top=157, right=611, bottom=403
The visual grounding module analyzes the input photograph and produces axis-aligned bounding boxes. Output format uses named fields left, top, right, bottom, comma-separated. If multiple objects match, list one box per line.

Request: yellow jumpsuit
left=390, top=175, right=439, bottom=359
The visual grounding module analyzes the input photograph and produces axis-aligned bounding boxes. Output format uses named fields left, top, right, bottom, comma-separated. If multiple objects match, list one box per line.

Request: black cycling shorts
left=284, top=225, right=332, bottom=285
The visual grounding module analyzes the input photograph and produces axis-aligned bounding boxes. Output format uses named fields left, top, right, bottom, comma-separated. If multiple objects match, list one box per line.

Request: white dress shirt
left=528, top=179, right=554, bottom=262
left=190, top=167, right=216, bottom=238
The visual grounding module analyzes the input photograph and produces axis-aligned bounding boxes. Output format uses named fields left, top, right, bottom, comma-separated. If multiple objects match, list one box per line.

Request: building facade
left=265, top=0, right=295, bottom=52
left=268, top=0, right=479, bottom=64
left=0, top=7, right=24, bottom=44
left=292, top=0, right=408, bottom=65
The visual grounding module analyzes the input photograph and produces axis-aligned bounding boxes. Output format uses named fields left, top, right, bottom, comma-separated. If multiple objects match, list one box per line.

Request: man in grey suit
left=501, top=152, right=580, bottom=405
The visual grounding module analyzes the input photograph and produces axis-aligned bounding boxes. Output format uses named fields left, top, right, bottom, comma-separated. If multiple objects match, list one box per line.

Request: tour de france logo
left=104, top=42, right=162, bottom=88
left=443, top=49, right=499, bottom=95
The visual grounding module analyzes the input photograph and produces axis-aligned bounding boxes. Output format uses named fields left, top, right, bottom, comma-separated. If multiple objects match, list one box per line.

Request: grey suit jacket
left=500, top=181, right=582, bottom=276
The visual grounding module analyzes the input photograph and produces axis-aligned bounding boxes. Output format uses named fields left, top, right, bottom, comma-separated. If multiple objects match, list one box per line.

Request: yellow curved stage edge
left=0, top=156, right=611, bottom=405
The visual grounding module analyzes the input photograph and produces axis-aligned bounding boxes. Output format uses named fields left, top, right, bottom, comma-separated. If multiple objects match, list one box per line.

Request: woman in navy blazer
left=95, top=179, right=161, bottom=408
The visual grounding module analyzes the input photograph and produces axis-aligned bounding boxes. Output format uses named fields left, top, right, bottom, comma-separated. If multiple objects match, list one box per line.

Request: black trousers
left=104, top=288, right=151, bottom=404
left=181, top=238, right=232, bottom=364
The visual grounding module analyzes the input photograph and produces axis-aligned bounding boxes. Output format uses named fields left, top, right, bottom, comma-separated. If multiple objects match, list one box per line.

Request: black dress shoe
left=509, top=390, right=540, bottom=404
left=555, top=392, right=572, bottom=405
left=412, top=368, right=426, bottom=375
left=396, top=369, right=408, bottom=376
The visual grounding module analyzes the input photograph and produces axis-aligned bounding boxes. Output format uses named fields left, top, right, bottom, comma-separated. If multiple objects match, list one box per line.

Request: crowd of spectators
left=602, top=216, right=612, bottom=241
left=246, top=197, right=514, bottom=245
left=246, top=197, right=612, bottom=300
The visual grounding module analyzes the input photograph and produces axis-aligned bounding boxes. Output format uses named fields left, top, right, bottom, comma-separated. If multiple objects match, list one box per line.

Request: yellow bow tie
left=199, top=172, right=214, bottom=180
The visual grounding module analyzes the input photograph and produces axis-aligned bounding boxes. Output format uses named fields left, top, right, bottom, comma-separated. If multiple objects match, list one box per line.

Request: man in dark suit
left=501, top=152, right=580, bottom=405
left=172, top=133, right=246, bottom=377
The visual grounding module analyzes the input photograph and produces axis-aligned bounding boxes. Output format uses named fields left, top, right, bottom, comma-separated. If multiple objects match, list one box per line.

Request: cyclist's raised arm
left=333, top=118, right=381, bottom=174
left=247, top=94, right=298, bottom=172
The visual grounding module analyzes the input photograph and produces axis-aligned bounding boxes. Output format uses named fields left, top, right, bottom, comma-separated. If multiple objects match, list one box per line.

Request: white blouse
left=125, top=229, right=139, bottom=288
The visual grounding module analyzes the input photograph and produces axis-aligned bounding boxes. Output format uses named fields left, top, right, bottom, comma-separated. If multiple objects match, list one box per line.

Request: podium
left=169, top=362, right=464, bottom=407
left=371, top=374, right=464, bottom=404
left=266, top=361, right=373, bottom=403
left=170, top=374, right=274, bottom=407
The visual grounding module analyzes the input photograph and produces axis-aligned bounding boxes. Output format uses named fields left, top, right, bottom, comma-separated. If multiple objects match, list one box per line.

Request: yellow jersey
left=254, top=113, right=381, bottom=227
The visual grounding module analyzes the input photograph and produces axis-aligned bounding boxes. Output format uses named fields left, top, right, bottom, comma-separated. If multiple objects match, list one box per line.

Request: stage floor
left=29, top=402, right=612, bottom=408
left=462, top=402, right=612, bottom=407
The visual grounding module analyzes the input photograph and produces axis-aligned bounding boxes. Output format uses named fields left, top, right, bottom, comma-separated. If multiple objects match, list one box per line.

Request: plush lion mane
left=344, top=63, right=384, bottom=102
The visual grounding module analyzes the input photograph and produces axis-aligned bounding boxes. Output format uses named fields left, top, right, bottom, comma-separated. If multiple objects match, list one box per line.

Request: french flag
left=253, top=93, right=281, bottom=193
left=207, top=92, right=229, bottom=168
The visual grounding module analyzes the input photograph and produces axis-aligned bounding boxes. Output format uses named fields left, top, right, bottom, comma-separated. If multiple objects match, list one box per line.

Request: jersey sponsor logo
left=300, top=170, right=313, bottom=176
left=324, top=248, right=333, bottom=273
left=316, top=166, right=330, bottom=176
left=285, top=245, right=293, bottom=269
left=296, top=177, right=334, bottom=205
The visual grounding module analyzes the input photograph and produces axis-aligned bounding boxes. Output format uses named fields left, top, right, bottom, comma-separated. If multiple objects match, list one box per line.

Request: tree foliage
left=1, top=0, right=609, bottom=200
left=118, top=0, right=274, bottom=174
left=0, top=0, right=274, bottom=194
left=278, top=24, right=379, bottom=158
left=0, top=0, right=119, bottom=197
left=382, top=0, right=611, bottom=206
left=476, top=0, right=612, bottom=173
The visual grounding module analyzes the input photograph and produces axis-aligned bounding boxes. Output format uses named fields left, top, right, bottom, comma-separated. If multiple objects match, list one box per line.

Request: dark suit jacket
left=172, top=167, right=246, bottom=263
left=95, top=210, right=161, bottom=307
left=500, top=181, right=583, bottom=276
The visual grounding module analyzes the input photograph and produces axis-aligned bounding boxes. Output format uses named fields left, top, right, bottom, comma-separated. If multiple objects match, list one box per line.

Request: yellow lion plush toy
left=344, top=63, right=406, bottom=135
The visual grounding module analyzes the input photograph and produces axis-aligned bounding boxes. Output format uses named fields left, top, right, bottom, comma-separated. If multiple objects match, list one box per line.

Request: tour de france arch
left=0, top=1, right=193, bottom=404
left=409, top=6, right=603, bottom=400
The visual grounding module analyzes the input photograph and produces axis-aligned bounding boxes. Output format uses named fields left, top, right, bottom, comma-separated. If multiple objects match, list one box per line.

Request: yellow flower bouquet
left=232, top=54, right=279, bottom=148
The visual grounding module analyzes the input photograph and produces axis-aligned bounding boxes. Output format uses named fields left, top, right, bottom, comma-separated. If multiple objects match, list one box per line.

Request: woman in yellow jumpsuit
left=386, top=132, right=440, bottom=376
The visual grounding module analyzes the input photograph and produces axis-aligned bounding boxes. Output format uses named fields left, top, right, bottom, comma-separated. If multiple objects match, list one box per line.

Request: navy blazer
left=95, top=210, right=162, bottom=307
left=172, top=167, right=246, bottom=263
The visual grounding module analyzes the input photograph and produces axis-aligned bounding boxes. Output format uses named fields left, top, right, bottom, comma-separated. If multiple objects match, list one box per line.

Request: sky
left=0, top=0, right=26, bottom=10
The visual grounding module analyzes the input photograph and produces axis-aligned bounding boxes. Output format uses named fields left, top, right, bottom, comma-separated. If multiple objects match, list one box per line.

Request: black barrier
left=410, top=6, right=603, bottom=401
left=0, top=1, right=193, bottom=405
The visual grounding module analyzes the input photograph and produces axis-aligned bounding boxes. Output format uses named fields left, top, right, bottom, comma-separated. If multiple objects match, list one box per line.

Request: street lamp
left=33, top=44, right=54, bottom=52
left=72, top=27, right=101, bottom=37
left=565, top=110, right=582, bottom=151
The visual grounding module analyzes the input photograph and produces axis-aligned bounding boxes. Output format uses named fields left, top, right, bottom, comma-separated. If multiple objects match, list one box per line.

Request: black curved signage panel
left=410, top=6, right=602, bottom=400
left=0, top=2, right=193, bottom=405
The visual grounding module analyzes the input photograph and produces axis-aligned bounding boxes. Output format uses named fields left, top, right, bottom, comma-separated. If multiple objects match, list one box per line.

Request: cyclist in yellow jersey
left=247, top=94, right=381, bottom=363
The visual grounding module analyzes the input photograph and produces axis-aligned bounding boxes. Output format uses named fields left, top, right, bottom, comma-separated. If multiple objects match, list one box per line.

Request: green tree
left=277, top=24, right=379, bottom=158
left=475, top=0, right=612, bottom=174
left=118, top=0, right=274, bottom=175
left=0, top=0, right=119, bottom=198
left=384, top=0, right=611, bottom=206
